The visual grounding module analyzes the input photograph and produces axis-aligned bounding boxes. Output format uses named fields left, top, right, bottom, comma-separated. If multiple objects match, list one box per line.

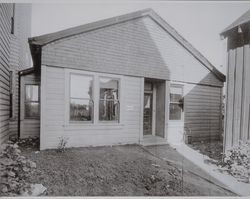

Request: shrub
left=223, top=140, right=250, bottom=183
left=0, top=141, right=36, bottom=196
left=57, top=137, right=68, bottom=153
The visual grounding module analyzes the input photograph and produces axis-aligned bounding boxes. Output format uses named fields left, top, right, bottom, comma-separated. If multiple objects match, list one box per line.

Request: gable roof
left=221, top=9, right=250, bottom=37
left=29, top=8, right=225, bottom=82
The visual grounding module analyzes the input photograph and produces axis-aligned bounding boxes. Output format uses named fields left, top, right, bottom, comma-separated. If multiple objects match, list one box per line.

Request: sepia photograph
left=1, top=0, right=250, bottom=197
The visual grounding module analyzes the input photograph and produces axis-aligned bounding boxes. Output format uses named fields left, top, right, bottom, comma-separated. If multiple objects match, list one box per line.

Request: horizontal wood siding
left=42, top=16, right=223, bottom=87
left=40, top=65, right=142, bottom=149
left=184, top=84, right=222, bottom=141
left=0, top=4, right=12, bottom=144
left=0, top=4, right=31, bottom=144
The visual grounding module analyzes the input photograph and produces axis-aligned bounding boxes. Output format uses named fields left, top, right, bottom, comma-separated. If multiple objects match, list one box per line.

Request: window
left=9, top=71, right=13, bottom=118
left=11, top=4, right=15, bottom=34
left=25, top=85, right=40, bottom=118
left=169, top=85, right=184, bottom=120
left=144, top=82, right=153, bottom=92
left=70, top=74, right=93, bottom=122
left=99, top=77, right=119, bottom=122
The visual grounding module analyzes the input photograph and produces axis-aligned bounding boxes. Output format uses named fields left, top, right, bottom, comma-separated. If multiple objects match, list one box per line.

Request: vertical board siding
left=225, top=49, right=236, bottom=149
left=225, top=44, right=250, bottom=150
left=232, top=47, right=244, bottom=145
left=184, top=84, right=222, bottom=141
left=241, top=45, right=250, bottom=142
left=42, top=16, right=223, bottom=87
left=0, top=4, right=12, bottom=144
left=41, top=66, right=142, bottom=149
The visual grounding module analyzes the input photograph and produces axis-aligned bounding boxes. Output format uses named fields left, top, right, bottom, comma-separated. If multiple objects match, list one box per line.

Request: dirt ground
left=188, top=140, right=223, bottom=161
left=20, top=144, right=235, bottom=196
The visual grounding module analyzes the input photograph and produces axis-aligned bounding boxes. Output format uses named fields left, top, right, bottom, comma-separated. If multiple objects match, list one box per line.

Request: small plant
left=222, top=140, right=250, bottom=183
left=57, top=137, right=69, bottom=153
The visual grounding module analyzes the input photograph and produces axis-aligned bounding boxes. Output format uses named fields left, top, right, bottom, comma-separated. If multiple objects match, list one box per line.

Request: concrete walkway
left=144, top=144, right=234, bottom=194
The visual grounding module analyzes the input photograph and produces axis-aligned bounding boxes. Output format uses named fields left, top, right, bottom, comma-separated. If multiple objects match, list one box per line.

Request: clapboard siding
left=184, top=84, right=222, bottom=141
left=0, top=4, right=31, bottom=144
left=40, top=65, right=142, bottom=149
left=0, top=4, right=12, bottom=145
left=42, top=16, right=222, bottom=87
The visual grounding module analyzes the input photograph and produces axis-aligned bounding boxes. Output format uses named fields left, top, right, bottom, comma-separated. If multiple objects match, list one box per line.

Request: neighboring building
left=0, top=4, right=31, bottom=145
left=23, top=9, right=225, bottom=150
left=221, top=9, right=250, bottom=151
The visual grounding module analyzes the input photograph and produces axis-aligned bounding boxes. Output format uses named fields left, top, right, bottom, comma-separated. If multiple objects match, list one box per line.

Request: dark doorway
left=143, top=92, right=153, bottom=135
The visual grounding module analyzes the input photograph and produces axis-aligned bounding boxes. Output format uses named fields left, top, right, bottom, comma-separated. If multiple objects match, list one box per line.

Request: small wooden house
left=221, top=9, right=250, bottom=151
left=20, top=9, right=225, bottom=150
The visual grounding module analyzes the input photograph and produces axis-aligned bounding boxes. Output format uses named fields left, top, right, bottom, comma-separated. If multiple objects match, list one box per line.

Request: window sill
left=64, top=122, right=125, bottom=129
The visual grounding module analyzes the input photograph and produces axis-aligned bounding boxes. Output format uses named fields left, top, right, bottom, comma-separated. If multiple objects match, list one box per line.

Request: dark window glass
left=9, top=71, right=13, bottom=118
left=144, top=82, right=153, bottom=91
left=11, top=4, right=15, bottom=34
left=169, top=104, right=182, bottom=120
left=70, top=74, right=93, bottom=122
left=25, top=85, right=39, bottom=118
left=99, top=77, right=119, bottom=121
left=169, top=85, right=183, bottom=120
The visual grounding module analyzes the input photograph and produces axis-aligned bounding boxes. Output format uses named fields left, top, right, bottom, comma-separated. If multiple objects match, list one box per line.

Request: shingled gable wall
left=41, top=16, right=223, bottom=87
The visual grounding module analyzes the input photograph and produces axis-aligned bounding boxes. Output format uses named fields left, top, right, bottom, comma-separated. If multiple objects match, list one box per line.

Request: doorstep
left=140, top=135, right=168, bottom=146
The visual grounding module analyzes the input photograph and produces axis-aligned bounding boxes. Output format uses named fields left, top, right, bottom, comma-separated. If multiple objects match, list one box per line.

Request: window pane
left=170, top=86, right=182, bottom=95
left=170, top=93, right=182, bottom=103
left=100, top=78, right=118, bottom=100
left=25, top=85, right=39, bottom=101
left=144, top=82, right=153, bottom=91
left=169, top=103, right=182, bottom=120
left=99, top=100, right=119, bottom=121
left=70, top=74, right=93, bottom=99
left=70, top=99, right=93, bottom=121
left=25, top=102, right=39, bottom=118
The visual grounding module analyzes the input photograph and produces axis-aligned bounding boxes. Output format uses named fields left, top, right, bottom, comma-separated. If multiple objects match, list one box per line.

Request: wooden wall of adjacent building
left=224, top=42, right=250, bottom=151
left=0, top=4, right=12, bottom=145
left=0, top=3, right=31, bottom=145
left=9, top=4, right=32, bottom=138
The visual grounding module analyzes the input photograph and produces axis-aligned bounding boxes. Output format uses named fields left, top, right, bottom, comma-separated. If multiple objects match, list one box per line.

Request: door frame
left=143, top=82, right=157, bottom=136
left=167, top=83, right=185, bottom=144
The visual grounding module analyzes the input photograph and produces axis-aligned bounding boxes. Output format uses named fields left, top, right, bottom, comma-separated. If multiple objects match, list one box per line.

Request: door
left=143, top=93, right=153, bottom=135
left=167, top=84, right=185, bottom=144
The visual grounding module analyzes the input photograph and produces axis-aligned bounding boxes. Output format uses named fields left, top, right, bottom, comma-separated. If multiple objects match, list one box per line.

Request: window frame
left=169, top=84, right=184, bottom=121
left=65, top=69, right=123, bottom=126
left=69, top=72, right=95, bottom=123
left=98, top=76, right=121, bottom=123
left=9, top=71, right=14, bottom=119
left=11, top=4, right=15, bottom=34
left=24, top=84, right=40, bottom=119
